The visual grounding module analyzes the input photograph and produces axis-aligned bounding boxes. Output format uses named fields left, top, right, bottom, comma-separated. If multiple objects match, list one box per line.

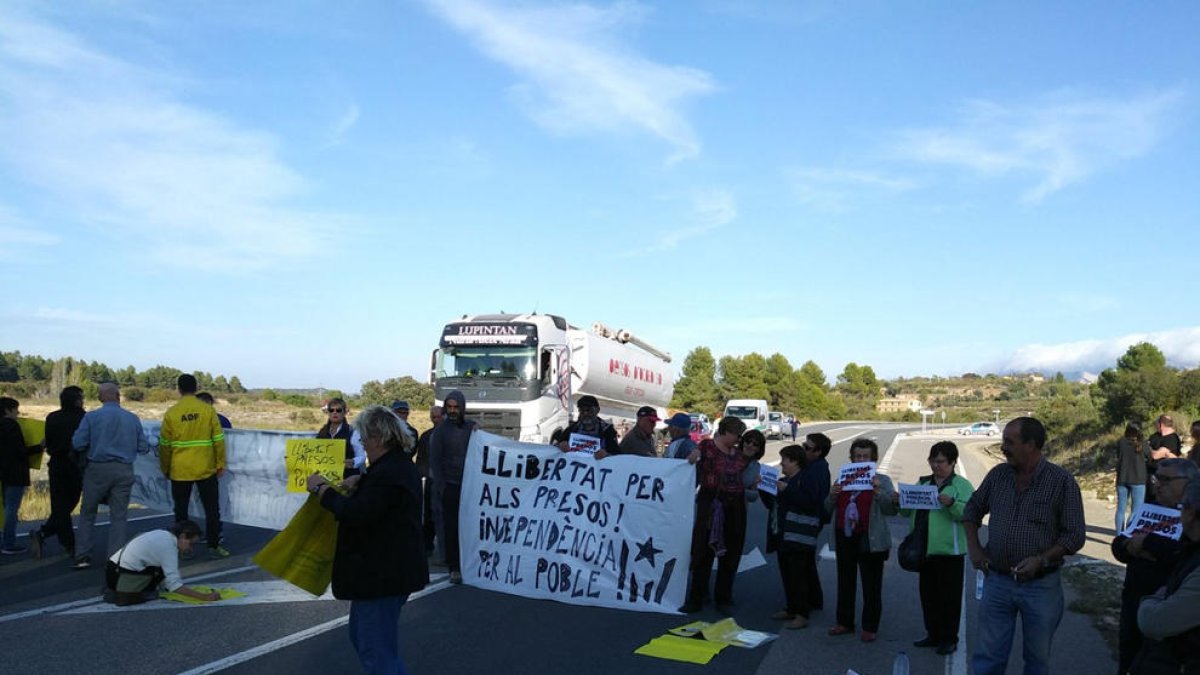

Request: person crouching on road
left=826, top=437, right=898, bottom=643
left=307, top=405, right=427, bottom=675
left=105, top=520, right=219, bottom=605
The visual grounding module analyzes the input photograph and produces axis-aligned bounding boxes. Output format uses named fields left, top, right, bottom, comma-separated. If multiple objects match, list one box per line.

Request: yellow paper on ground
left=634, top=635, right=727, bottom=665
left=284, top=439, right=345, bottom=493
left=668, top=620, right=710, bottom=637
left=160, top=586, right=246, bottom=605
left=699, top=618, right=776, bottom=649
left=252, top=494, right=337, bottom=595
left=18, top=418, right=46, bottom=470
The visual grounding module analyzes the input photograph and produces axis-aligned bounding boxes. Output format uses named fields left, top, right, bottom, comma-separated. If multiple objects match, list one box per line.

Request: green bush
left=124, top=386, right=146, bottom=402
left=281, top=394, right=312, bottom=408
left=145, top=389, right=178, bottom=403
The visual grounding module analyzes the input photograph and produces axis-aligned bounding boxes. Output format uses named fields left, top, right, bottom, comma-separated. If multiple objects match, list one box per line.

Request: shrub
left=124, top=386, right=146, bottom=402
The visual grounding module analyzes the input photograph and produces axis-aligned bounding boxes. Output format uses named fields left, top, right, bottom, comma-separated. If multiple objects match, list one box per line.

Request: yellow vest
left=159, top=395, right=226, bottom=481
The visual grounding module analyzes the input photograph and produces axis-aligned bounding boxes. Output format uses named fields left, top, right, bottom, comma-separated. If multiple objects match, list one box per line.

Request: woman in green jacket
left=897, top=440, right=975, bottom=655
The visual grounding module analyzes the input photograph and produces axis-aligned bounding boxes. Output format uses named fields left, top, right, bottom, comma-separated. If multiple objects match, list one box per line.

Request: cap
left=637, top=406, right=660, bottom=421
left=665, top=412, right=692, bottom=430
left=390, top=400, right=410, bottom=412
left=577, top=395, right=599, bottom=409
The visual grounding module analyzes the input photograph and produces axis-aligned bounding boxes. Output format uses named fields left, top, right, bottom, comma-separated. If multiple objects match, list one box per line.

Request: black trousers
left=835, top=532, right=886, bottom=632
left=919, top=554, right=965, bottom=644
left=422, top=477, right=435, bottom=552
left=687, top=493, right=748, bottom=605
left=777, top=547, right=821, bottom=617
left=442, top=483, right=462, bottom=573
left=41, top=457, right=82, bottom=550
left=171, top=475, right=221, bottom=547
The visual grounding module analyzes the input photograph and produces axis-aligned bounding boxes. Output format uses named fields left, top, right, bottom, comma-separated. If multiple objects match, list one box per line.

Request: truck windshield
left=725, top=406, right=759, bottom=419
left=435, top=346, right=537, bottom=380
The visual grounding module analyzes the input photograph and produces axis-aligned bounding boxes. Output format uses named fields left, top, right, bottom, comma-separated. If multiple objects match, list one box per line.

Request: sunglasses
left=329, top=408, right=345, bottom=414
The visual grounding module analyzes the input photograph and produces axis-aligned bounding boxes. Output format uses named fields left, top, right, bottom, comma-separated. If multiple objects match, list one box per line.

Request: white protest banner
left=1122, top=503, right=1183, bottom=540
left=569, top=433, right=601, bottom=456
left=460, top=431, right=695, bottom=614
left=132, top=422, right=311, bottom=531
left=898, top=483, right=940, bottom=510
left=757, top=464, right=780, bottom=496
left=837, top=462, right=876, bottom=492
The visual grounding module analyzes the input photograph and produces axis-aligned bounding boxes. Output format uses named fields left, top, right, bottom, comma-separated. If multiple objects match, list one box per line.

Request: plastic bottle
left=892, top=650, right=910, bottom=675
left=976, top=569, right=985, bottom=600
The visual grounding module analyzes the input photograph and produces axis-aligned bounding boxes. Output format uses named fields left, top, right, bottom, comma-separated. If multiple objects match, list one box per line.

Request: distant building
left=876, top=394, right=923, bottom=414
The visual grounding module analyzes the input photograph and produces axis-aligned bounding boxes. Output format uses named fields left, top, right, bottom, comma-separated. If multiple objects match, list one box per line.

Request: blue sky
left=1, top=1, right=1198, bottom=391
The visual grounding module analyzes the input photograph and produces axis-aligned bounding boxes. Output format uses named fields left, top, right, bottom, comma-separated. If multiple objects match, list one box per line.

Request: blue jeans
left=1115, top=483, right=1145, bottom=532
left=348, top=595, right=409, bottom=674
left=2, top=485, right=25, bottom=549
left=973, top=570, right=1064, bottom=675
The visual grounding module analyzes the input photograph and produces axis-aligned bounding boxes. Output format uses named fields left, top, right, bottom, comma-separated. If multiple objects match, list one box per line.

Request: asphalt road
left=0, top=422, right=1117, bottom=675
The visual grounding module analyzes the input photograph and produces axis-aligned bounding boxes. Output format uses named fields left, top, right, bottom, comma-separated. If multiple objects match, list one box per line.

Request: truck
left=430, top=313, right=674, bottom=443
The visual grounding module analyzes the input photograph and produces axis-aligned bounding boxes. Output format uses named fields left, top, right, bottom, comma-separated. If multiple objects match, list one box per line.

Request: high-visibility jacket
left=159, top=395, right=226, bottom=481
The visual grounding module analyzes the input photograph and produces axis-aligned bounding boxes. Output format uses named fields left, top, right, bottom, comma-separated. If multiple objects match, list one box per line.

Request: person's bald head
left=98, top=382, right=120, bottom=403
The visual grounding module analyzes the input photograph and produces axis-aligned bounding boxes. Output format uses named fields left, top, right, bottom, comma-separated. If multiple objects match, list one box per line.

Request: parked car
left=766, top=411, right=785, bottom=439
left=690, top=419, right=713, bottom=444
left=959, top=422, right=1000, bottom=436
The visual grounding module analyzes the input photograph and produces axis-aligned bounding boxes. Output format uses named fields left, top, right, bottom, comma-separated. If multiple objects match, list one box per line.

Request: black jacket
left=319, top=448, right=429, bottom=600
left=0, top=417, right=38, bottom=487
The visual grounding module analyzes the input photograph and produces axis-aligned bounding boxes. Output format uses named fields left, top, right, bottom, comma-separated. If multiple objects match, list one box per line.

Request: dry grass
left=11, top=396, right=434, bottom=526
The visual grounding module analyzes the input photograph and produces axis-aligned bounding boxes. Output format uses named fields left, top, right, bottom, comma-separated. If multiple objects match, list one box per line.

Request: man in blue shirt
left=71, top=382, right=149, bottom=569
left=664, top=412, right=697, bottom=459
left=196, top=392, right=232, bottom=429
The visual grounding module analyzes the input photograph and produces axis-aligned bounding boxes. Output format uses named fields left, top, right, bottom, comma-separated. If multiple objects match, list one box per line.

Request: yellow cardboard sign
left=18, top=417, right=46, bottom=470
left=160, top=586, right=246, bottom=605
left=284, top=438, right=345, bottom=493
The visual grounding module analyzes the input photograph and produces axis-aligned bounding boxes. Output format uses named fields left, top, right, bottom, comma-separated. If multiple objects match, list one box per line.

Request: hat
left=577, top=395, right=599, bottom=409
left=665, top=412, right=692, bottom=430
left=390, top=400, right=410, bottom=412
left=637, top=406, right=660, bottom=422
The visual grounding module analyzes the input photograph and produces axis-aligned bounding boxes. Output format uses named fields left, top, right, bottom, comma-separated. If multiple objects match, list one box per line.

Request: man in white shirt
left=105, top=520, right=222, bottom=605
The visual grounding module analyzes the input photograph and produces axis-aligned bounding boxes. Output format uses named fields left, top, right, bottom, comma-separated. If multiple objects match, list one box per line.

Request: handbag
left=898, top=510, right=929, bottom=572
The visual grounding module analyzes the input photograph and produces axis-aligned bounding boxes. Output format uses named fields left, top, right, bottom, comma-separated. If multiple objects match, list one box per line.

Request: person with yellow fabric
left=159, top=374, right=229, bottom=559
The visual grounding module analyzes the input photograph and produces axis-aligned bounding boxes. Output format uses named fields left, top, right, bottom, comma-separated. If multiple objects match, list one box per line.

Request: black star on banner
left=634, top=537, right=663, bottom=568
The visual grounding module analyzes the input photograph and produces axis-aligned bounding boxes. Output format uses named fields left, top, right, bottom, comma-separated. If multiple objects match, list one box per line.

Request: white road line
left=0, top=564, right=259, bottom=624
left=177, top=577, right=454, bottom=675
left=14, top=511, right=173, bottom=539
left=949, top=449, right=972, bottom=675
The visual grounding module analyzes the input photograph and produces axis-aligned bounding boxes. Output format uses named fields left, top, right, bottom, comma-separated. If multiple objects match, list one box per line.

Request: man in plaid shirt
left=963, top=416, right=1085, bottom=675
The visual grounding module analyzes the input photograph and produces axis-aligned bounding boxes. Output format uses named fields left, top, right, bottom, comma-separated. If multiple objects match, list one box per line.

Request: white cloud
left=1004, top=326, right=1200, bottom=374
left=786, top=167, right=916, bottom=211
left=32, top=307, right=116, bottom=325
left=328, top=104, right=360, bottom=145
left=0, top=7, right=338, bottom=272
left=622, top=187, right=736, bottom=257
left=421, top=0, right=716, bottom=162
left=894, top=88, right=1184, bottom=202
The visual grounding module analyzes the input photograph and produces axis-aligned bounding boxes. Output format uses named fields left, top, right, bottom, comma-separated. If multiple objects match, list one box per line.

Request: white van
left=723, top=399, right=770, bottom=434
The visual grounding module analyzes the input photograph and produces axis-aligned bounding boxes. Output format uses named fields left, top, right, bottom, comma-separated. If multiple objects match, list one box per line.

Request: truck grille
left=464, top=410, right=522, bottom=440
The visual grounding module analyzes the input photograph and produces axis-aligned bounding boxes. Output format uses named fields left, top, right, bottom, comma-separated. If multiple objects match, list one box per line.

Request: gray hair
left=1159, top=458, right=1200, bottom=482
left=353, top=404, right=415, bottom=454
left=1182, top=476, right=1200, bottom=511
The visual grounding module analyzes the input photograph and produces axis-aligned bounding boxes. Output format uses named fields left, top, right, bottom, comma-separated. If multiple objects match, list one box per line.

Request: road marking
left=949, top=449, right=972, bottom=675
left=14, top=511, right=174, bottom=539
left=0, top=564, right=258, bottom=624
left=177, top=577, right=455, bottom=675
left=712, top=547, right=767, bottom=574
left=64, top=580, right=342, bottom=614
